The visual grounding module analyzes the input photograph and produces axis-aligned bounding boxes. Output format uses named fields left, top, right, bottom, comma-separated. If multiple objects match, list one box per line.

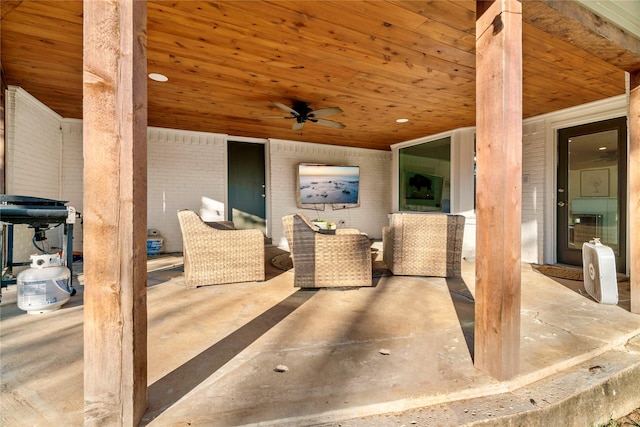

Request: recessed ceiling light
left=396, top=118, right=409, bottom=123
left=148, top=73, right=168, bottom=82
left=598, top=146, right=607, bottom=151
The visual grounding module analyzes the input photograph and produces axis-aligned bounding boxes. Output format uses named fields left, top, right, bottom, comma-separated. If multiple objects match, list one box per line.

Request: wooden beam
left=631, top=71, right=640, bottom=314
left=474, top=0, right=523, bottom=381
left=523, top=1, right=640, bottom=73
left=83, top=1, right=148, bottom=425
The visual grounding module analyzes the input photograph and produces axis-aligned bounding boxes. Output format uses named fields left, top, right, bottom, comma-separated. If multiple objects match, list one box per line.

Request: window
left=398, top=136, right=451, bottom=212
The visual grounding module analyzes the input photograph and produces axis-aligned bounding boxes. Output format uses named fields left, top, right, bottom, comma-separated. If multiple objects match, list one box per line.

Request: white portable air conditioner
left=582, top=239, right=618, bottom=304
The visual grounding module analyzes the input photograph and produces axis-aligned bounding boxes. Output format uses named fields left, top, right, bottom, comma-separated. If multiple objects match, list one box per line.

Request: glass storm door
left=557, top=117, right=627, bottom=273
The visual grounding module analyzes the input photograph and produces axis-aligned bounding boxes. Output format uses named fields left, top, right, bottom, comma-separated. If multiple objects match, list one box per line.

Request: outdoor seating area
left=1, top=245, right=639, bottom=426
left=175, top=212, right=466, bottom=290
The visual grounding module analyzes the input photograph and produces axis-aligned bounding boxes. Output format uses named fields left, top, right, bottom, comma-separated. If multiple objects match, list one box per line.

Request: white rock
left=274, top=365, right=289, bottom=372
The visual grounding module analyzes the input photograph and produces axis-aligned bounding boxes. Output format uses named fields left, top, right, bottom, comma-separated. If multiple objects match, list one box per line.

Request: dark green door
left=227, top=141, right=266, bottom=235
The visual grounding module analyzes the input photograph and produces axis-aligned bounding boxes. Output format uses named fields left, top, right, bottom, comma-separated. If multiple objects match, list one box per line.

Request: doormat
left=533, top=264, right=583, bottom=281
left=270, top=252, right=293, bottom=271
left=270, top=253, right=392, bottom=278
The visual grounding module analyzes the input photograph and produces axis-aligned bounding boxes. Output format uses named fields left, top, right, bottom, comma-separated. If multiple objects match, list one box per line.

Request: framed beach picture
left=580, top=169, right=609, bottom=197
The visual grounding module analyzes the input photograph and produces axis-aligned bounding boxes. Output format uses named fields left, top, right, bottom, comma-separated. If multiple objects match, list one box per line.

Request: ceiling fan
left=263, top=101, right=346, bottom=131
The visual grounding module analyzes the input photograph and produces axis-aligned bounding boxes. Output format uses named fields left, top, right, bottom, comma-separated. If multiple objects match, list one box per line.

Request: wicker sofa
left=282, top=213, right=372, bottom=288
left=177, top=209, right=265, bottom=288
left=383, top=213, right=465, bottom=277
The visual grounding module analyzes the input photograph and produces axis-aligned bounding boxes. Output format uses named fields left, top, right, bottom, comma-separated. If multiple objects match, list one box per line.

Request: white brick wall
left=522, top=119, right=547, bottom=264
left=61, top=119, right=84, bottom=251
left=147, top=128, right=226, bottom=252
left=56, top=124, right=228, bottom=253
left=5, top=87, right=65, bottom=265
left=6, top=87, right=62, bottom=197
left=269, top=139, right=392, bottom=249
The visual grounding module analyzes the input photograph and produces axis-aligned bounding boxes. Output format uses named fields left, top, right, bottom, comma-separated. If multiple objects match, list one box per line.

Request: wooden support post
left=630, top=71, right=639, bottom=314
left=474, top=0, right=523, bottom=380
left=83, top=1, right=148, bottom=425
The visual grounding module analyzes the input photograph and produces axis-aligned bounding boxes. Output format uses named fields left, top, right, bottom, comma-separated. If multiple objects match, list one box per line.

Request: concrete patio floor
left=1, top=243, right=639, bottom=426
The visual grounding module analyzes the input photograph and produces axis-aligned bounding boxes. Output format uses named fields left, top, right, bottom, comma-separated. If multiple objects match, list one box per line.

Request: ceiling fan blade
left=308, top=107, right=343, bottom=118
left=314, top=118, right=346, bottom=129
left=292, top=121, right=305, bottom=131
left=261, top=115, right=294, bottom=119
left=272, top=101, right=300, bottom=117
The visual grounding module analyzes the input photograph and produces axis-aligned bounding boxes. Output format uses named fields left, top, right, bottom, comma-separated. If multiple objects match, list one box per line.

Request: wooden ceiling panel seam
left=389, top=0, right=476, bottom=34
left=3, top=56, right=82, bottom=74
left=4, top=1, right=82, bottom=25
left=413, top=19, right=477, bottom=53
left=1, top=20, right=82, bottom=40
left=328, top=1, right=429, bottom=32
left=1, top=41, right=82, bottom=60
left=522, top=59, right=624, bottom=98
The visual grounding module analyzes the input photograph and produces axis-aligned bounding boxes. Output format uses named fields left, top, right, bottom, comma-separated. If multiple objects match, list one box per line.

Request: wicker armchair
left=383, top=213, right=465, bottom=277
left=177, top=209, right=265, bottom=288
left=282, top=214, right=372, bottom=288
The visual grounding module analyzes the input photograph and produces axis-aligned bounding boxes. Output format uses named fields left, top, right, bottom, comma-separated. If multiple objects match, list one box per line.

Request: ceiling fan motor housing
left=292, top=101, right=312, bottom=122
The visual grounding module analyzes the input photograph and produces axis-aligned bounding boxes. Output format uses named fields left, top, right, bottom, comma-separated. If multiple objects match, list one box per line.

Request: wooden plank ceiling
left=0, top=0, right=630, bottom=151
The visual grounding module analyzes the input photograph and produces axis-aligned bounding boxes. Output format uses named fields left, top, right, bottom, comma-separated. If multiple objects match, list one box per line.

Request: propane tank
left=17, top=254, right=71, bottom=314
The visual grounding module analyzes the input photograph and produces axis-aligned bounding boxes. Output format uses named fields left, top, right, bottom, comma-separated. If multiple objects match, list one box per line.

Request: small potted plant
left=312, top=219, right=337, bottom=230
left=312, top=219, right=328, bottom=229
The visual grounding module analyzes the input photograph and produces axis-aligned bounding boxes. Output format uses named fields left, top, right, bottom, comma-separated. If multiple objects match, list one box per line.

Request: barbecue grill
left=1, top=195, right=77, bottom=301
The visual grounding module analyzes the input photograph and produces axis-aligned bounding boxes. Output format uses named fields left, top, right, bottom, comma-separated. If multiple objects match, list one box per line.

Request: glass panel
left=399, top=137, right=451, bottom=212
left=567, top=129, right=619, bottom=255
